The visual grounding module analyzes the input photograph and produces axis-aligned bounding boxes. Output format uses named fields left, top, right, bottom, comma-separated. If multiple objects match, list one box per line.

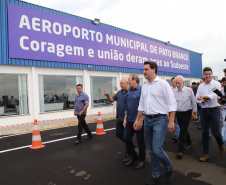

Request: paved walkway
left=0, top=113, right=116, bottom=136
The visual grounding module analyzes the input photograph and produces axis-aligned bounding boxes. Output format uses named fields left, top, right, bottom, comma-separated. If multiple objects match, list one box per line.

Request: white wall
left=0, top=65, right=201, bottom=126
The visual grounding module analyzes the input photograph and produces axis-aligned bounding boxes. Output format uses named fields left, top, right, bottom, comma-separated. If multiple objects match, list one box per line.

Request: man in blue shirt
left=74, top=84, right=92, bottom=144
left=104, top=77, right=129, bottom=163
left=123, top=74, right=146, bottom=169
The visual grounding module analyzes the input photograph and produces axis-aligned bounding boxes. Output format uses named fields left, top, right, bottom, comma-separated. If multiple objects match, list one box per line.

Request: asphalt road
left=0, top=119, right=225, bottom=185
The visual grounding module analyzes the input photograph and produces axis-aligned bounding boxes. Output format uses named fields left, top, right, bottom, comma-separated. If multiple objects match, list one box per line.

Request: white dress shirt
left=196, top=79, right=221, bottom=108
left=138, top=76, right=177, bottom=115
left=173, top=86, right=197, bottom=112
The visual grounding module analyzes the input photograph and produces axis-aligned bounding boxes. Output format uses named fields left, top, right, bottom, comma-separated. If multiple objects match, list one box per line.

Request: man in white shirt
left=196, top=67, right=225, bottom=162
left=134, top=61, right=177, bottom=185
left=173, top=76, right=197, bottom=159
left=171, top=77, right=180, bottom=142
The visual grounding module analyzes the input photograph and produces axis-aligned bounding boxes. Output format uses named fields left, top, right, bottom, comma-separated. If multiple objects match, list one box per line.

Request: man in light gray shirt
left=173, top=76, right=197, bottom=159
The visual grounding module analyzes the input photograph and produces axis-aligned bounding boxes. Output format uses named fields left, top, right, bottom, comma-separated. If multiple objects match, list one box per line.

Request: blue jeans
left=221, top=109, right=226, bottom=146
left=116, top=119, right=128, bottom=154
left=173, top=118, right=180, bottom=137
left=200, top=108, right=224, bottom=154
left=124, top=121, right=146, bottom=161
left=144, top=116, right=172, bottom=178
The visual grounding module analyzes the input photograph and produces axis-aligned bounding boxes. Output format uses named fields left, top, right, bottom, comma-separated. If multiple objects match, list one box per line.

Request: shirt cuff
left=168, top=105, right=177, bottom=113
left=125, top=110, right=128, bottom=115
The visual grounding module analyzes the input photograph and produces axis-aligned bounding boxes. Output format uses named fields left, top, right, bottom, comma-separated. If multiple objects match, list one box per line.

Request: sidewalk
left=0, top=113, right=116, bottom=136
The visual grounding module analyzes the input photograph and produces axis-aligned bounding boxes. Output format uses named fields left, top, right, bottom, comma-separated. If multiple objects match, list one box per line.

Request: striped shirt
left=173, top=86, right=197, bottom=112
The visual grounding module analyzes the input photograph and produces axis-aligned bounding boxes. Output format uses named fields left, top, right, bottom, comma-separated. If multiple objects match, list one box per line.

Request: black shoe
left=145, top=176, right=162, bottom=185
left=125, top=156, right=138, bottom=166
left=74, top=139, right=81, bottom=144
left=172, top=136, right=178, bottom=142
left=84, top=134, right=93, bottom=140
left=198, top=125, right=201, bottom=129
left=122, top=154, right=130, bottom=163
left=185, top=144, right=191, bottom=150
left=135, top=161, right=145, bottom=169
left=165, top=169, right=174, bottom=183
left=176, top=152, right=183, bottom=159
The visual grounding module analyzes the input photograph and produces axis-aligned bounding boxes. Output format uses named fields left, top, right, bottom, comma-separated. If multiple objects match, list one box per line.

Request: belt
left=146, top=114, right=167, bottom=119
left=202, top=107, right=220, bottom=111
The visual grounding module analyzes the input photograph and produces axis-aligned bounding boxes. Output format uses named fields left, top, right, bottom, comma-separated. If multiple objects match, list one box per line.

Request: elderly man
left=104, top=77, right=129, bottom=163
left=173, top=76, right=197, bottom=159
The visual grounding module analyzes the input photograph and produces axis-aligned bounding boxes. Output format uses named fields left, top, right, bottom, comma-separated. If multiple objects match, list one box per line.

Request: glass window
left=166, top=79, right=171, bottom=86
left=39, top=75, right=82, bottom=112
left=0, top=74, right=28, bottom=116
left=139, top=78, right=144, bottom=86
left=185, top=80, right=190, bottom=87
left=90, top=76, right=116, bottom=107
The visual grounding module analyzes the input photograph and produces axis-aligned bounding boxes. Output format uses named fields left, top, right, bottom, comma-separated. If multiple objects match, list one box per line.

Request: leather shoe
left=219, top=144, right=225, bottom=155
left=145, top=176, right=162, bottom=185
left=199, top=153, right=210, bottom=162
left=135, top=161, right=145, bottom=169
left=165, top=168, right=174, bottom=183
left=176, top=152, right=183, bottom=159
left=125, top=156, right=138, bottom=166
left=84, top=134, right=93, bottom=140
left=74, top=139, right=81, bottom=144
left=122, top=154, right=130, bottom=163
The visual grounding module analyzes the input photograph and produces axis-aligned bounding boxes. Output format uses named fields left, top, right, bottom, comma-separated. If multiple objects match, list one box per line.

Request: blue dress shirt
left=125, top=85, right=142, bottom=122
left=74, top=92, right=89, bottom=115
left=113, top=89, right=128, bottom=121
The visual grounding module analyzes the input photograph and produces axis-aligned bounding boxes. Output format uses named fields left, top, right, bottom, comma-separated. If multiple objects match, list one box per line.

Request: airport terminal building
left=0, top=0, right=203, bottom=126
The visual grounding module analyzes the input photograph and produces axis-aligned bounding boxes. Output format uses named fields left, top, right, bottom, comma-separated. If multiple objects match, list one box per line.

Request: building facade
left=0, top=0, right=203, bottom=126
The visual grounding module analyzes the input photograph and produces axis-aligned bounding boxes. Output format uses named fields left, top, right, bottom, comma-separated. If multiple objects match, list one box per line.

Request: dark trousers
left=116, top=120, right=128, bottom=154
left=77, top=114, right=92, bottom=140
left=124, top=121, right=146, bottom=161
left=200, top=108, right=224, bottom=154
left=176, top=110, right=192, bottom=153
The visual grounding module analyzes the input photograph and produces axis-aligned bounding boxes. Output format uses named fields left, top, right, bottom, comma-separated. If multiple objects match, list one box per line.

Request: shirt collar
left=204, top=79, right=213, bottom=85
left=77, top=92, right=83, bottom=96
left=177, top=86, right=185, bottom=91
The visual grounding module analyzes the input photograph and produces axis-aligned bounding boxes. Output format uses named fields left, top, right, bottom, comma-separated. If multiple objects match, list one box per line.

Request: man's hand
left=104, top=90, right=109, bottom=96
left=123, top=120, right=127, bottom=128
left=78, top=111, right=83, bottom=116
left=168, top=120, right=175, bottom=133
left=133, top=120, right=143, bottom=130
left=192, top=113, right=198, bottom=120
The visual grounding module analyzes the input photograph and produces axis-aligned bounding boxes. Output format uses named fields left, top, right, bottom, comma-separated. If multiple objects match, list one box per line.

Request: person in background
left=187, top=84, right=192, bottom=88
left=220, top=77, right=226, bottom=147
left=171, top=77, right=180, bottom=142
left=192, top=82, right=197, bottom=95
left=135, top=61, right=176, bottom=184
left=113, top=86, right=118, bottom=114
left=104, top=78, right=129, bottom=163
left=123, top=74, right=146, bottom=169
left=74, top=84, right=92, bottom=144
left=196, top=67, right=225, bottom=162
left=173, top=76, right=197, bottom=159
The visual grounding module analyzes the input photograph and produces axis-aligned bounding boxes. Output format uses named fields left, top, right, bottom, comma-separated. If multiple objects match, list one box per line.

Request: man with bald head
left=104, top=77, right=130, bottom=163
left=173, top=75, right=197, bottom=159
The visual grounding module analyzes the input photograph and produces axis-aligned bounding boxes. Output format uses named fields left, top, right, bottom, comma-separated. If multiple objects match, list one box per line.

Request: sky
left=23, top=0, right=226, bottom=78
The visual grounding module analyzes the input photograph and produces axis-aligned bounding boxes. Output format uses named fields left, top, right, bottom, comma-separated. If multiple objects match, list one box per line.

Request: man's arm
left=168, top=111, right=176, bottom=132
left=104, top=90, right=115, bottom=102
left=78, top=103, right=89, bottom=116
left=74, top=104, right=76, bottom=116
left=134, top=111, right=144, bottom=130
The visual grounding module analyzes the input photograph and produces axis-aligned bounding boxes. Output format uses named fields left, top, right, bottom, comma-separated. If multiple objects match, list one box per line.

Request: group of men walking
left=73, top=61, right=225, bottom=185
